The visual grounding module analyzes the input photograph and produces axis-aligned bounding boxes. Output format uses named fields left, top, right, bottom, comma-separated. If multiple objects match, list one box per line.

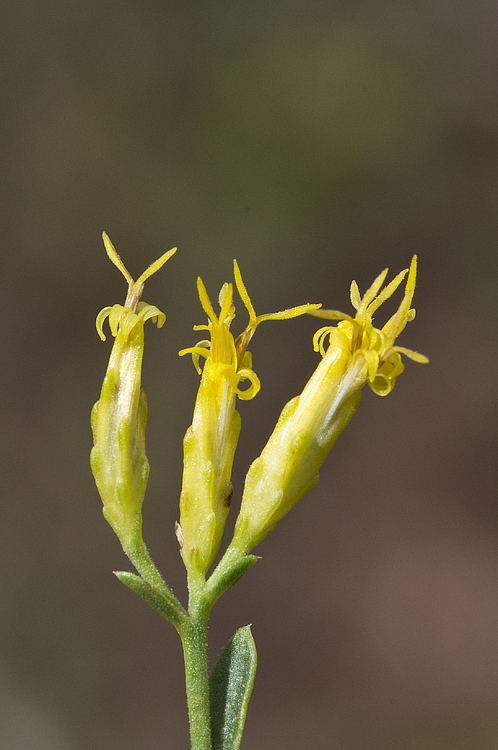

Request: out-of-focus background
left=1, top=2, right=497, bottom=748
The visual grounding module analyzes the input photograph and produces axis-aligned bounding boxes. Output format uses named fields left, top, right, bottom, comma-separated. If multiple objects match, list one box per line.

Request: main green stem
left=180, top=579, right=213, bottom=750
left=129, top=539, right=213, bottom=748
left=123, top=532, right=252, bottom=749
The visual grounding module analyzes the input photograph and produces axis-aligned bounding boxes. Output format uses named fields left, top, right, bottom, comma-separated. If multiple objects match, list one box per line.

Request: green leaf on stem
left=206, top=554, right=258, bottom=607
left=210, top=625, right=257, bottom=750
left=114, top=571, right=185, bottom=628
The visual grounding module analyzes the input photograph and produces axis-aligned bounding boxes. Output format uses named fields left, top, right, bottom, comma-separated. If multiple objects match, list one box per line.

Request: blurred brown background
left=1, top=1, right=497, bottom=748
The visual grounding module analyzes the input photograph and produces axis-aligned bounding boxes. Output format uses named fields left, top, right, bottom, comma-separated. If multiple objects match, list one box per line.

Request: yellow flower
left=91, top=233, right=176, bottom=549
left=177, top=261, right=320, bottom=578
left=232, top=256, right=428, bottom=553
left=311, top=254, right=428, bottom=396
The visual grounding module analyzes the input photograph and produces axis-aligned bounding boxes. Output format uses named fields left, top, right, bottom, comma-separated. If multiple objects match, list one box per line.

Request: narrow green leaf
left=114, top=571, right=184, bottom=629
left=206, top=555, right=258, bottom=607
left=210, top=626, right=257, bottom=750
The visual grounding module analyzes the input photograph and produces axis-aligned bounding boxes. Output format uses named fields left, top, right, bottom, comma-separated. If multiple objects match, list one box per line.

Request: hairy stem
left=180, top=591, right=212, bottom=750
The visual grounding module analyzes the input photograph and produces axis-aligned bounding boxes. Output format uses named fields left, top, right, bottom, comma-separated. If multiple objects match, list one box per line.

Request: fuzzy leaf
left=206, top=555, right=257, bottom=607
left=210, top=626, right=257, bottom=750
left=114, top=571, right=184, bottom=627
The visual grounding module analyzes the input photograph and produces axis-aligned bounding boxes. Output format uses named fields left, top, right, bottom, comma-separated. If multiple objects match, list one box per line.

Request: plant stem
left=125, top=535, right=168, bottom=591
left=180, top=592, right=212, bottom=750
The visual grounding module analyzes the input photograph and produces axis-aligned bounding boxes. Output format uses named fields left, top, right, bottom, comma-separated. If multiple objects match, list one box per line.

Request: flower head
left=91, top=233, right=176, bottom=549
left=231, top=256, right=428, bottom=554
left=177, top=261, right=320, bottom=578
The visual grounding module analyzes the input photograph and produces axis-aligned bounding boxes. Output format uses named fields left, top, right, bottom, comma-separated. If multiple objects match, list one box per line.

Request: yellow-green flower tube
left=178, top=262, right=320, bottom=579
left=233, top=256, right=428, bottom=553
left=91, top=233, right=176, bottom=549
